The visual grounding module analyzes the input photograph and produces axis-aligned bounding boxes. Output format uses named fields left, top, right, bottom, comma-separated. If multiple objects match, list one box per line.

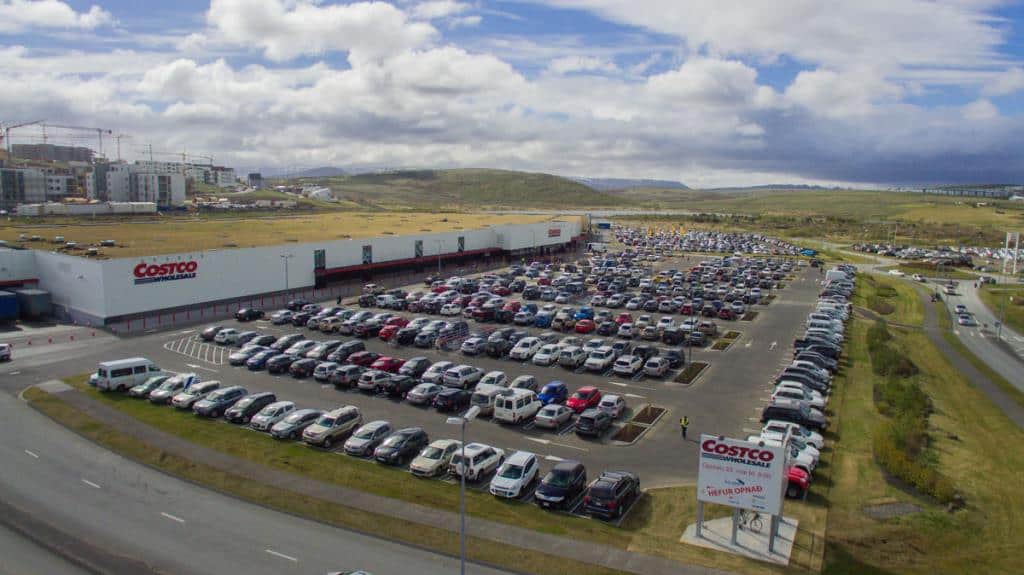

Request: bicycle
left=739, top=509, right=764, bottom=533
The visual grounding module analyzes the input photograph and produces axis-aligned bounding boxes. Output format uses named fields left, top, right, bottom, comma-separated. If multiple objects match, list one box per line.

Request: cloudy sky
left=2, top=0, right=1023, bottom=187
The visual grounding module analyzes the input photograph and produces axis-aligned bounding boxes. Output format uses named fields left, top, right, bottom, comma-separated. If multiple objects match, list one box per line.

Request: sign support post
left=730, top=508, right=740, bottom=545
left=695, top=500, right=704, bottom=538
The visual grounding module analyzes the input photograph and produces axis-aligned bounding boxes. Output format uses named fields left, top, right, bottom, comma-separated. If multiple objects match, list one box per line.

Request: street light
left=280, top=253, right=294, bottom=294
left=446, top=405, right=481, bottom=575
left=435, top=239, right=443, bottom=276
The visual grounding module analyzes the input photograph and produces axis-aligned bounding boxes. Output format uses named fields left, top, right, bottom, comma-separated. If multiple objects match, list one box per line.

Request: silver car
left=250, top=401, right=296, bottom=432
left=534, top=404, right=573, bottom=429
left=343, top=420, right=392, bottom=457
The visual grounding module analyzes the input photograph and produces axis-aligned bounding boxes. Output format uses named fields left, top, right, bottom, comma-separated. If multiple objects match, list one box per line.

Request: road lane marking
left=7, top=370, right=21, bottom=375
left=769, top=341, right=778, bottom=350
left=160, top=512, right=185, bottom=523
left=550, top=441, right=588, bottom=452
left=177, top=329, right=195, bottom=335
left=265, top=549, right=299, bottom=562
left=608, top=381, right=628, bottom=387
left=624, top=393, right=645, bottom=399
left=24, top=450, right=38, bottom=459
left=81, top=479, right=101, bottom=489
left=526, top=437, right=551, bottom=445
left=185, top=363, right=219, bottom=373
left=545, top=455, right=565, bottom=462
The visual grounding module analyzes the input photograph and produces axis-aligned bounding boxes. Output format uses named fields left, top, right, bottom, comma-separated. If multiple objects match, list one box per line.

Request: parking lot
left=130, top=234, right=826, bottom=489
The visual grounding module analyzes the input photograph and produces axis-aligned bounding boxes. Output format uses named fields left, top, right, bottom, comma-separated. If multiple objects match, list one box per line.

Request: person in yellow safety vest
left=680, top=416, right=690, bottom=440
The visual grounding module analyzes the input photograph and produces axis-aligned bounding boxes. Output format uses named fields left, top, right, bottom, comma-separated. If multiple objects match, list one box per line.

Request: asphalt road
left=939, top=281, right=1024, bottom=393
left=0, top=390, right=512, bottom=575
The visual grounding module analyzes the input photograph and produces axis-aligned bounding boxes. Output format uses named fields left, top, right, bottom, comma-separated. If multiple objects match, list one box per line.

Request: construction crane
left=40, top=123, right=113, bottom=157
left=114, top=133, right=132, bottom=161
left=1, top=119, right=44, bottom=155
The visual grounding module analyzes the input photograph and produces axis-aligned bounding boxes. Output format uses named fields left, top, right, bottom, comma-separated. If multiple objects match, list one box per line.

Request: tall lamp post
left=446, top=405, right=481, bottom=575
left=280, top=253, right=293, bottom=294
left=435, top=239, right=443, bottom=276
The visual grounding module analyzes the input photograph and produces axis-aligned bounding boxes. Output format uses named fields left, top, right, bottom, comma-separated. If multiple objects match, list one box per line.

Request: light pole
left=435, top=239, right=443, bottom=276
left=446, top=405, right=480, bottom=575
left=280, top=253, right=293, bottom=294
left=997, top=296, right=1012, bottom=340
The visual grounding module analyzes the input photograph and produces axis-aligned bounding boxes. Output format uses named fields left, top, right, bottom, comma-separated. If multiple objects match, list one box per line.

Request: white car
left=450, top=443, right=505, bottom=482
left=657, top=316, right=674, bottom=330
left=584, top=346, right=616, bottom=372
left=762, top=420, right=825, bottom=450
left=643, top=356, right=670, bottom=377
left=912, top=273, right=925, bottom=282
left=421, top=361, right=454, bottom=384
left=597, top=394, right=625, bottom=418
left=887, top=269, right=906, bottom=277
left=509, top=337, right=542, bottom=360
left=443, top=365, right=483, bottom=389
left=213, top=328, right=239, bottom=345
left=532, top=344, right=560, bottom=366
left=284, top=340, right=317, bottom=356
left=534, top=404, right=573, bottom=429
left=489, top=451, right=539, bottom=499
left=0, top=343, right=11, bottom=361
left=478, top=370, right=508, bottom=388
left=440, top=303, right=463, bottom=316
left=270, top=310, right=293, bottom=324
left=772, top=386, right=826, bottom=411
left=750, top=436, right=817, bottom=474
left=612, top=354, right=643, bottom=376
left=617, top=323, right=635, bottom=338
left=777, top=381, right=826, bottom=405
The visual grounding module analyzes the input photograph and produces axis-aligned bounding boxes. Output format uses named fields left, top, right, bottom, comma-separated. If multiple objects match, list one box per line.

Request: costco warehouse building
left=0, top=219, right=584, bottom=327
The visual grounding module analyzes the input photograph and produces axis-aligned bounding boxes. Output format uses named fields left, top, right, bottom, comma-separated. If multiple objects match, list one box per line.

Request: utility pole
left=280, top=253, right=294, bottom=293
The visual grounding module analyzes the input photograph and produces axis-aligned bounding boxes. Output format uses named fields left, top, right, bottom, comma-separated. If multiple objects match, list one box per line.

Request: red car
left=431, top=285, right=451, bottom=294
left=492, top=286, right=511, bottom=296
left=502, top=301, right=521, bottom=313
left=718, top=308, right=736, bottom=320
left=566, top=386, right=602, bottom=413
left=347, top=351, right=381, bottom=367
left=574, top=319, right=597, bottom=334
left=680, top=304, right=693, bottom=315
left=370, top=356, right=405, bottom=373
left=378, top=324, right=400, bottom=342
left=386, top=316, right=409, bottom=327
left=786, top=466, right=810, bottom=498
left=614, top=313, right=632, bottom=325
left=537, top=277, right=551, bottom=286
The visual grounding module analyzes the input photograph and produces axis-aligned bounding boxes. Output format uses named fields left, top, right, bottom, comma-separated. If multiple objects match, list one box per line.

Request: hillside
left=572, top=177, right=690, bottom=191
left=282, top=168, right=624, bottom=209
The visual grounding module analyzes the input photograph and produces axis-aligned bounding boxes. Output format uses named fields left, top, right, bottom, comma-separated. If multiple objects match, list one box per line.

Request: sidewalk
left=48, top=388, right=733, bottom=575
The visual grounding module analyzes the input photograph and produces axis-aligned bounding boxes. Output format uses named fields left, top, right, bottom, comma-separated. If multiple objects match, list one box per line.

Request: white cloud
left=412, top=0, right=470, bottom=20
left=0, top=0, right=112, bottom=33
left=206, top=0, right=437, bottom=61
left=546, top=55, right=618, bottom=75
left=647, top=58, right=766, bottom=107
left=984, top=67, right=1024, bottom=96
left=449, top=15, right=482, bottom=29
left=785, top=68, right=903, bottom=118
left=962, top=98, right=999, bottom=121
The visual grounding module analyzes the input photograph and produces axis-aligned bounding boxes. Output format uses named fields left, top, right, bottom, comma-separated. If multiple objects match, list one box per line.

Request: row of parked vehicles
left=614, top=227, right=803, bottom=258
left=90, top=358, right=640, bottom=520
left=755, top=264, right=857, bottom=499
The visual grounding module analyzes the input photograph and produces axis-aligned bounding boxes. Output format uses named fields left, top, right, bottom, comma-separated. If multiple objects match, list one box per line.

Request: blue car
left=538, top=381, right=569, bottom=405
left=574, top=307, right=595, bottom=321
left=522, top=303, right=539, bottom=315
left=534, top=312, right=553, bottom=328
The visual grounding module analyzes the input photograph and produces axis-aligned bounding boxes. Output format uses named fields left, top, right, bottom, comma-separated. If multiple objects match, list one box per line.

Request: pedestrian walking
left=336, top=295, right=342, bottom=305
left=680, top=416, right=690, bottom=440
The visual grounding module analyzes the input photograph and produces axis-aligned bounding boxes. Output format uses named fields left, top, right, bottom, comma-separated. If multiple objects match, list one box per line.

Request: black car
left=575, top=409, right=612, bottom=437
left=801, top=344, right=840, bottom=360
left=596, top=321, right=617, bottom=336
left=267, top=354, right=299, bottom=374
left=661, top=327, right=685, bottom=345
left=235, top=308, right=264, bottom=321
left=236, top=331, right=261, bottom=346
left=326, top=340, right=366, bottom=363
left=379, top=374, right=419, bottom=398
left=286, top=298, right=310, bottom=311
left=583, top=471, right=640, bottom=520
left=432, top=388, right=470, bottom=412
left=761, top=399, right=828, bottom=431
left=508, top=330, right=530, bottom=345
left=358, top=294, right=377, bottom=307
left=289, top=358, right=319, bottom=378
left=246, top=349, right=278, bottom=370
left=414, top=331, right=438, bottom=348
left=485, top=339, right=513, bottom=358
left=488, top=327, right=515, bottom=342
left=270, top=333, right=304, bottom=351
left=374, top=428, right=429, bottom=465
left=193, top=386, right=248, bottom=418
left=224, top=392, right=276, bottom=424
left=291, top=312, right=312, bottom=327
left=398, top=356, right=431, bottom=378
left=395, top=327, right=420, bottom=346
left=249, top=334, right=277, bottom=347
left=522, top=286, right=540, bottom=300
left=663, top=349, right=684, bottom=368
left=632, top=345, right=658, bottom=361
left=355, top=321, right=383, bottom=339
left=795, top=352, right=837, bottom=373
left=200, top=325, right=225, bottom=341
left=686, top=331, right=706, bottom=347
left=535, top=460, right=587, bottom=510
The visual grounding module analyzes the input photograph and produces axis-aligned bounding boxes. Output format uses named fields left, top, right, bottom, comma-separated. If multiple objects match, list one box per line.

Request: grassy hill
left=279, top=168, right=624, bottom=210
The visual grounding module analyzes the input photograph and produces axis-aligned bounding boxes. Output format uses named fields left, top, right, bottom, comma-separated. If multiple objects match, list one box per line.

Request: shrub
left=873, top=425, right=957, bottom=504
left=867, top=295, right=895, bottom=315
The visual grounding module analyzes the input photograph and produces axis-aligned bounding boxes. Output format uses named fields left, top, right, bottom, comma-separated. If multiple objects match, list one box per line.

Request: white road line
left=24, top=449, right=39, bottom=459
left=8, top=371, right=21, bottom=375
left=744, top=340, right=753, bottom=348
left=624, top=393, right=645, bottom=399
left=549, top=441, right=588, bottom=452
left=177, top=329, right=195, bottom=335
left=160, top=512, right=185, bottom=523
left=81, top=479, right=101, bottom=489
left=265, top=549, right=299, bottom=562
left=769, top=341, right=778, bottom=350
left=525, top=437, right=551, bottom=445
left=185, top=363, right=219, bottom=373
left=145, top=329, right=158, bottom=334
left=608, top=381, right=629, bottom=387
left=545, top=455, right=565, bottom=462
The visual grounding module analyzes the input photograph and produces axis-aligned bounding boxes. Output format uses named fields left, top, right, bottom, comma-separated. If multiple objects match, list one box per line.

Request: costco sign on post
left=133, top=261, right=199, bottom=285
left=697, top=435, right=785, bottom=515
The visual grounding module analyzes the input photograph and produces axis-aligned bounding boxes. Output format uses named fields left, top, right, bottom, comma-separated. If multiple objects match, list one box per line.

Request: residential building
left=130, top=173, right=185, bottom=206
left=86, top=162, right=184, bottom=207
left=248, top=172, right=263, bottom=189
left=12, top=143, right=94, bottom=163
left=0, top=167, right=46, bottom=209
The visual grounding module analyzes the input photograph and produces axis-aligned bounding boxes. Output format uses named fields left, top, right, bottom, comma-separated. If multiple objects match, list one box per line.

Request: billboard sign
left=548, top=228, right=561, bottom=238
left=133, top=261, right=198, bottom=285
left=696, top=435, right=786, bottom=514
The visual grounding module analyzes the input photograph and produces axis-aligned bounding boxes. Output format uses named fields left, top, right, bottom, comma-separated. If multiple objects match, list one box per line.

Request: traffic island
left=610, top=404, right=666, bottom=445
left=674, top=362, right=708, bottom=385
left=711, top=340, right=733, bottom=351
left=722, top=331, right=741, bottom=340
left=741, top=311, right=759, bottom=322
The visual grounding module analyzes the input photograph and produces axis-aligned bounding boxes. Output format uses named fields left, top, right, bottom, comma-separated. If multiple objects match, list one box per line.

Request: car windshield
left=316, top=416, right=337, bottom=427
left=421, top=446, right=443, bottom=459
left=157, top=380, right=182, bottom=391
left=543, top=470, right=573, bottom=487
left=499, top=464, right=524, bottom=479
left=381, top=435, right=403, bottom=448
left=282, top=413, right=304, bottom=424
left=354, top=426, right=378, bottom=439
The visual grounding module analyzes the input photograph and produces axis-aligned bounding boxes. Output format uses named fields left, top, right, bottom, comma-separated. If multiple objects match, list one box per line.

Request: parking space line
left=265, top=549, right=299, bottom=562
left=160, top=512, right=186, bottom=524
left=81, top=478, right=101, bottom=489
left=24, top=449, right=39, bottom=459
left=526, top=437, right=550, bottom=445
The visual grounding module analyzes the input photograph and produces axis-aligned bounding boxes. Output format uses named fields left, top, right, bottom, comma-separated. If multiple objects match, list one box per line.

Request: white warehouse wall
left=0, top=248, right=39, bottom=283
left=33, top=252, right=107, bottom=321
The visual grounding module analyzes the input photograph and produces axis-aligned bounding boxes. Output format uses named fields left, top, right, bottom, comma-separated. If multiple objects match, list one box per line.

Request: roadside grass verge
left=933, top=301, right=1024, bottom=407
left=23, top=387, right=630, bottom=575
left=823, top=317, right=1024, bottom=574
left=977, top=284, right=1024, bottom=336
left=36, top=380, right=830, bottom=575
left=853, top=274, right=923, bottom=327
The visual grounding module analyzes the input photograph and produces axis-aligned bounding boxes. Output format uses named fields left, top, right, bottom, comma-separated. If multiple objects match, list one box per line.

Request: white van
left=470, top=383, right=509, bottom=417
left=492, top=389, right=542, bottom=425
left=93, top=358, right=164, bottom=392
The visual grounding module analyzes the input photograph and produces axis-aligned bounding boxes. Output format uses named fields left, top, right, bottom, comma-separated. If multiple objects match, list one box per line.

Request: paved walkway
left=46, top=389, right=733, bottom=575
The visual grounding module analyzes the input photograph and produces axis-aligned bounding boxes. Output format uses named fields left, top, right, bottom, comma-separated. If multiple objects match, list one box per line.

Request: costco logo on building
left=133, top=261, right=198, bottom=285
left=547, top=228, right=561, bottom=238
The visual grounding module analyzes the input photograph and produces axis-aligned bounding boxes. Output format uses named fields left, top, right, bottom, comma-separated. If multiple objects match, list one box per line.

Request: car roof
left=266, top=400, right=295, bottom=409
left=601, top=394, right=622, bottom=402
left=505, top=450, right=536, bottom=465
left=577, top=385, right=598, bottom=392
left=324, top=406, right=358, bottom=418
left=361, top=420, right=390, bottom=430
left=461, top=442, right=493, bottom=454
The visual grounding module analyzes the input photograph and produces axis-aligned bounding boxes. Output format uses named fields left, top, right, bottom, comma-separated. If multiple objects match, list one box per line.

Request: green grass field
left=978, top=284, right=1024, bottom=336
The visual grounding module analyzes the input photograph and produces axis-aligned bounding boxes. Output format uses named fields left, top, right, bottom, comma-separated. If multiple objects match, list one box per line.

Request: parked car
left=538, top=381, right=569, bottom=405
left=374, top=428, right=430, bottom=465
left=344, top=420, right=393, bottom=457
left=235, top=308, right=264, bottom=321
left=128, top=375, right=170, bottom=398
left=612, top=354, right=643, bottom=376
left=200, top=325, right=226, bottom=341
left=410, top=439, right=462, bottom=477
left=192, top=385, right=247, bottom=418
left=329, top=365, right=365, bottom=388
left=224, top=391, right=276, bottom=424
left=534, top=403, right=573, bottom=429
left=420, top=361, right=455, bottom=385
left=583, top=471, right=640, bottom=519
left=289, top=358, right=319, bottom=378
left=509, top=375, right=538, bottom=392
left=249, top=401, right=296, bottom=432
left=575, top=408, right=612, bottom=437
left=534, top=460, right=587, bottom=509
left=407, top=382, right=445, bottom=405
left=214, top=328, right=239, bottom=345
left=171, top=380, right=221, bottom=410
left=567, top=386, right=602, bottom=413
left=597, top=394, right=626, bottom=418
left=347, top=351, right=381, bottom=367
left=489, top=451, right=540, bottom=499
left=270, top=408, right=323, bottom=440
left=761, top=398, right=828, bottom=431
left=450, top=443, right=505, bottom=482
left=357, top=370, right=391, bottom=393
left=443, top=365, right=484, bottom=389
left=432, top=388, right=471, bottom=412
left=643, top=356, right=670, bottom=378
left=229, top=345, right=268, bottom=366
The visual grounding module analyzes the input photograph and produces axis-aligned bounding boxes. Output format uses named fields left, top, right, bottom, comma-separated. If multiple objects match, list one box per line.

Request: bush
left=867, top=295, right=896, bottom=315
left=867, top=320, right=917, bottom=377
left=873, top=425, right=957, bottom=504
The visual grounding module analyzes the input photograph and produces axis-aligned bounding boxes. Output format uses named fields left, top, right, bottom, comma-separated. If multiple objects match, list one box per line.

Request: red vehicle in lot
left=431, top=285, right=451, bottom=294
left=680, top=303, right=693, bottom=315
left=574, top=319, right=597, bottom=334
left=537, top=277, right=552, bottom=286
left=502, top=301, right=521, bottom=313
left=347, top=351, right=381, bottom=367
left=718, top=308, right=736, bottom=320
left=567, top=386, right=602, bottom=413
left=386, top=317, right=409, bottom=328
left=614, top=313, right=632, bottom=325
left=492, top=286, right=511, bottom=296
left=786, top=466, right=810, bottom=498
left=370, top=356, right=405, bottom=373
left=378, top=324, right=401, bottom=342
